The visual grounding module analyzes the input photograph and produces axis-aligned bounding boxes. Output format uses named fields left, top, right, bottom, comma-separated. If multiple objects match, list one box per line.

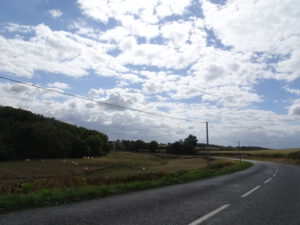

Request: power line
left=209, top=124, right=236, bottom=146
left=0, top=75, right=206, bottom=123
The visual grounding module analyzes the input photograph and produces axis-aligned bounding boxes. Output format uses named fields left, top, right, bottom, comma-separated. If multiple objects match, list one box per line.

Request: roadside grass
left=0, top=160, right=251, bottom=213
left=199, top=148, right=300, bottom=165
left=236, top=156, right=300, bottom=165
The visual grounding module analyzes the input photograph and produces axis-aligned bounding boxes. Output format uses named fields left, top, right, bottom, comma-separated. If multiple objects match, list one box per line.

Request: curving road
left=0, top=160, right=300, bottom=225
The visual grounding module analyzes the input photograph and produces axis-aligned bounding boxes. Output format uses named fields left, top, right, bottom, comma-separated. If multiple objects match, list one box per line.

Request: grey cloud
left=204, top=65, right=224, bottom=81
left=101, top=92, right=133, bottom=111
left=9, top=85, right=29, bottom=93
left=289, top=105, right=300, bottom=115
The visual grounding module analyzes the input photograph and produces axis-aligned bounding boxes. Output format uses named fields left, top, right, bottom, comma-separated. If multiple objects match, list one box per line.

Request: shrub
left=288, top=151, right=300, bottom=159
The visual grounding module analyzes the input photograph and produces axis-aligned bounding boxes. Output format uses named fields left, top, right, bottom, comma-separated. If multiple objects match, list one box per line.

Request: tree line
left=113, top=139, right=160, bottom=153
left=0, top=106, right=111, bottom=160
left=113, top=134, right=198, bottom=155
left=0, top=106, right=201, bottom=161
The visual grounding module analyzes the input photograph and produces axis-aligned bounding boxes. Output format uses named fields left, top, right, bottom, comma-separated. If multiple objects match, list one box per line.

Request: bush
left=288, top=151, right=300, bottom=159
left=166, top=134, right=198, bottom=155
left=148, top=141, right=159, bottom=153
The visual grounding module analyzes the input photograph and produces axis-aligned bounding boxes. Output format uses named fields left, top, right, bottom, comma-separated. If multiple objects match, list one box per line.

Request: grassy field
left=0, top=151, right=209, bottom=182
left=0, top=151, right=231, bottom=194
left=0, top=151, right=252, bottom=213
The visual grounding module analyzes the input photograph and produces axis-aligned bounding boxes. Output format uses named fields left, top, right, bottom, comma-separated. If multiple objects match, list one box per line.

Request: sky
left=0, top=0, right=299, bottom=148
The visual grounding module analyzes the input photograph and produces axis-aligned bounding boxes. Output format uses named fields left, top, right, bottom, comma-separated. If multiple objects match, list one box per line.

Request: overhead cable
left=0, top=75, right=206, bottom=123
left=209, top=124, right=236, bottom=146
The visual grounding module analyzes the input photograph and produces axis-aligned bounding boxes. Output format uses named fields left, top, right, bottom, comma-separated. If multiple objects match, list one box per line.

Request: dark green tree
left=183, top=134, right=198, bottom=154
left=166, top=134, right=198, bottom=155
left=148, top=140, right=159, bottom=153
left=0, top=106, right=111, bottom=160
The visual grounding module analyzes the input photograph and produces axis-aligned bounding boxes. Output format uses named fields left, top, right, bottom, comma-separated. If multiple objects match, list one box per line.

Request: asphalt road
left=1, top=159, right=300, bottom=225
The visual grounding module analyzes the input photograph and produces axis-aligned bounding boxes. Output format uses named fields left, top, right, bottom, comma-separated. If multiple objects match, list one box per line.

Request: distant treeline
left=113, top=139, right=160, bottom=153
left=0, top=106, right=111, bottom=160
left=113, top=134, right=198, bottom=155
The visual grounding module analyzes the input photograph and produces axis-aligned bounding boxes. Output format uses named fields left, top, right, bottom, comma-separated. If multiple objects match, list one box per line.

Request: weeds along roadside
left=202, top=151, right=300, bottom=165
left=0, top=160, right=251, bottom=213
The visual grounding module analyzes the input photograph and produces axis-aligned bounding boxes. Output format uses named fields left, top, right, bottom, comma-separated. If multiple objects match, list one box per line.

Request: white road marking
left=264, top=178, right=272, bottom=184
left=189, top=204, right=230, bottom=225
left=241, top=185, right=261, bottom=198
left=273, top=174, right=277, bottom=177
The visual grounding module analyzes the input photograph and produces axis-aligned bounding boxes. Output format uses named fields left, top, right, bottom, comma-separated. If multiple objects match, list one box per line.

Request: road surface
left=0, top=159, right=300, bottom=225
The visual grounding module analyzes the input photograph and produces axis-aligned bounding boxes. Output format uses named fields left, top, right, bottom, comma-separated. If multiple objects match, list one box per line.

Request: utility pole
left=206, top=122, right=210, bottom=169
left=238, top=141, right=241, bottom=165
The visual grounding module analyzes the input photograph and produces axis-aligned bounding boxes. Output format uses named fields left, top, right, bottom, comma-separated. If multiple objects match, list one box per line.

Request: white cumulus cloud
left=49, top=9, right=63, bottom=18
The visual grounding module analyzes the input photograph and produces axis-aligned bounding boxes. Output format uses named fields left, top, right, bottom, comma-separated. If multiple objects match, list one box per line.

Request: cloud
left=77, top=0, right=192, bottom=24
left=49, top=9, right=63, bottom=18
left=283, top=86, right=300, bottom=96
left=201, top=0, right=300, bottom=82
left=88, top=87, right=146, bottom=111
left=289, top=104, right=300, bottom=115
left=202, top=0, right=300, bottom=53
left=0, top=24, right=127, bottom=78
left=48, top=82, right=70, bottom=90
left=3, top=23, right=33, bottom=33
left=100, top=26, right=130, bottom=43
left=161, top=21, right=192, bottom=48
left=288, top=99, right=300, bottom=116
left=200, top=86, right=262, bottom=107
left=119, top=36, right=137, bottom=51
left=276, top=49, right=300, bottom=81
left=117, top=43, right=198, bottom=70
left=119, top=15, right=160, bottom=39
left=8, top=84, right=30, bottom=93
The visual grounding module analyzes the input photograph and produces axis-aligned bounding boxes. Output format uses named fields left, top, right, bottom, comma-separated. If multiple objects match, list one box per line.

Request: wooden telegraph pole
left=238, top=141, right=241, bottom=165
left=206, top=122, right=210, bottom=169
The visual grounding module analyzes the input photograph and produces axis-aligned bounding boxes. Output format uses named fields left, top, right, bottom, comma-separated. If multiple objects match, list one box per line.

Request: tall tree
left=148, top=141, right=159, bottom=153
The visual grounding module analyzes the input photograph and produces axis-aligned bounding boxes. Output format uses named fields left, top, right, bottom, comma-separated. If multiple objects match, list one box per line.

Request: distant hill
left=0, top=106, right=111, bottom=160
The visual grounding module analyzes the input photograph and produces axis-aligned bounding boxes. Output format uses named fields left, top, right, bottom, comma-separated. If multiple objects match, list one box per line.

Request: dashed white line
left=241, top=185, right=261, bottom=198
left=189, top=204, right=230, bottom=225
left=189, top=166, right=279, bottom=224
left=264, top=178, right=272, bottom=184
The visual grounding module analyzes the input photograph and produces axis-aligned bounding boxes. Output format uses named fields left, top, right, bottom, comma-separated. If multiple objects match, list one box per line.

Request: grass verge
left=199, top=149, right=300, bottom=166
left=0, top=161, right=251, bottom=213
left=241, top=156, right=300, bottom=165
left=207, top=153, right=300, bottom=165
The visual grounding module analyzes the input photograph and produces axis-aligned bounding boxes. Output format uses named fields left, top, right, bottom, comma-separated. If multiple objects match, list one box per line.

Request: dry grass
left=205, top=148, right=300, bottom=155
left=200, top=148, right=300, bottom=166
